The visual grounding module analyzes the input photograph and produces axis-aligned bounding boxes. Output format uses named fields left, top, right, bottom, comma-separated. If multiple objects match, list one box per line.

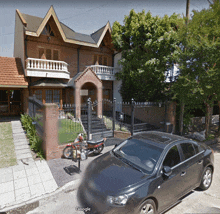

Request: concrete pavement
left=0, top=121, right=58, bottom=211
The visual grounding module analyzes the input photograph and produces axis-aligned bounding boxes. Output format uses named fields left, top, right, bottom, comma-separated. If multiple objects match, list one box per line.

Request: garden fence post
left=131, top=98, right=135, bottom=136
left=113, top=98, right=116, bottom=136
left=87, top=98, right=91, bottom=140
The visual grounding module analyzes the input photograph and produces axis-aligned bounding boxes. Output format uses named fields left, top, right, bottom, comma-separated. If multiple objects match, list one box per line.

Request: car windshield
left=113, top=138, right=163, bottom=174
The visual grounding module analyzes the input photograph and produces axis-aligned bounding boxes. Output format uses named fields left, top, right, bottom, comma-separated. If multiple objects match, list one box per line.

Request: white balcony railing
left=25, top=58, right=70, bottom=79
left=88, top=65, right=120, bottom=81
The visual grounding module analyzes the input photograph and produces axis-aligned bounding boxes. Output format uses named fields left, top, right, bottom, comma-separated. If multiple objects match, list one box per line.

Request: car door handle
left=181, top=171, right=186, bottom=177
left=198, top=160, right=203, bottom=164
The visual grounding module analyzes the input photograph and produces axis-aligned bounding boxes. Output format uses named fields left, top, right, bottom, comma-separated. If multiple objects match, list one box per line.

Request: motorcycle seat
left=87, top=139, right=104, bottom=145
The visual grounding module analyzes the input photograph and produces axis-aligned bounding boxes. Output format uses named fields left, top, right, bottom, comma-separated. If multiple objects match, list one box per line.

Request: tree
left=112, top=10, right=183, bottom=102
left=171, top=1, right=220, bottom=137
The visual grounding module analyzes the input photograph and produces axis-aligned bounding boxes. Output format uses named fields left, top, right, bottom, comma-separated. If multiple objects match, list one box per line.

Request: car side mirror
left=163, top=166, right=172, bottom=177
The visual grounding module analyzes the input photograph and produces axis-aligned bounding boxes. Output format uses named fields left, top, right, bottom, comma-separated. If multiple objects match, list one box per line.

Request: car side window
left=193, top=144, right=204, bottom=153
left=163, top=145, right=181, bottom=168
left=180, top=143, right=195, bottom=160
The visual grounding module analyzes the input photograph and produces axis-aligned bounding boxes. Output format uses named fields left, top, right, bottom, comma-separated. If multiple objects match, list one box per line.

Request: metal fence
left=58, top=104, right=85, bottom=144
left=28, top=95, right=44, bottom=137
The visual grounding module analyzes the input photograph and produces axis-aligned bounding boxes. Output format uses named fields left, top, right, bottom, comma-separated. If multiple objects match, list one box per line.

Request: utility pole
left=186, top=0, right=190, bottom=24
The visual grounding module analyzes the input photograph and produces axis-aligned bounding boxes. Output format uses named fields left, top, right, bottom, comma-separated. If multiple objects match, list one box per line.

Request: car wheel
left=136, top=199, right=157, bottom=214
left=199, top=166, right=213, bottom=190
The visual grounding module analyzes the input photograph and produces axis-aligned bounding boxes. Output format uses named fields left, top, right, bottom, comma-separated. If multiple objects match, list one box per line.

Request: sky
left=0, top=0, right=210, bottom=57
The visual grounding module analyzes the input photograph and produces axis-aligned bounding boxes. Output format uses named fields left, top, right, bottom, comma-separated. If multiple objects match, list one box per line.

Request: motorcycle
left=63, top=133, right=105, bottom=160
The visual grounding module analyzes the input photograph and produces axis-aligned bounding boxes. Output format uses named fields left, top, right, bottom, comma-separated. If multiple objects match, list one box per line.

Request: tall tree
left=171, top=1, right=220, bottom=137
left=112, top=10, right=183, bottom=102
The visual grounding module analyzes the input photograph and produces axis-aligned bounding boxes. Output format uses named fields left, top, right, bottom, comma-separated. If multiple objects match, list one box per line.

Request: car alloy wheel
left=203, top=168, right=212, bottom=188
left=200, top=166, right=213, bottom=190
left=138, top=199, right=156, bottom=214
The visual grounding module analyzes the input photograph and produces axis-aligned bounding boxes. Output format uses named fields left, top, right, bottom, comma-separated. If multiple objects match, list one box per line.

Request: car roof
left=132, top=131, right=187, bottom=149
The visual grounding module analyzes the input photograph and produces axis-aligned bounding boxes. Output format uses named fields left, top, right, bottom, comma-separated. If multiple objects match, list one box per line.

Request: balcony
left=88, top=65, right=120, bottom=81
left=25, top=58, right=70, bottom=79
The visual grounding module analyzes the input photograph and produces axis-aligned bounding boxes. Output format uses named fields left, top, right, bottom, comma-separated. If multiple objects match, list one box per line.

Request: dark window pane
left=53, top=50, right=59, bottom=60
left=53, top=90, right=60, bottom=104
left=35, top=90, right=42, bottom=102
left=39, top=48, right=44, bottom=59
left=181, top=143, right=195, bottom=160
left=103, top=57, right=108, bottom=66
left=93, top=55, right=98, bottom=64
left=0, top=90, right=8, bottom=102
left=99, top=56, right=102, bottom=65
left=46, top=49, right=52, bottom=60
left=46, top=90, right=53, bottom=103
left=163, top=145, right=181, bottom=168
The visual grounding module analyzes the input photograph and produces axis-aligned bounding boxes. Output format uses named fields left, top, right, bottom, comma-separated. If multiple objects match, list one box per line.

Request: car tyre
left=136, top=199, right=157, bottom=214
left=199, top=166, right=213, bottom=190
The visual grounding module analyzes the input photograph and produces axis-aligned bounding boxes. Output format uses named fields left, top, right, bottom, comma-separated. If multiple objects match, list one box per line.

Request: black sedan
left=77, top=131, right=214, bottom=214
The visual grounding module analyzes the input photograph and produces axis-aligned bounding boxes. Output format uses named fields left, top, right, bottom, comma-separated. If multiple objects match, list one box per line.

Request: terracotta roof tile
left=0, top=57, right=28, bottom=87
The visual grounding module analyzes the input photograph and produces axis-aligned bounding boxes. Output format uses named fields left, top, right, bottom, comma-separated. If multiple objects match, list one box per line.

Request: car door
left=154, top=145, right=186, bottom=212
left=179, top=142, right=204, bottom=192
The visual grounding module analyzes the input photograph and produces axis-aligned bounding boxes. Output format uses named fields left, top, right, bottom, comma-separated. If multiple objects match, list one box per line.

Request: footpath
left=0, top=120, right=58, bottom=212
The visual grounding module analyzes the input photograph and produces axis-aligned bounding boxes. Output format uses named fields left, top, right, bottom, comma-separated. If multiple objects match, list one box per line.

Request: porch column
left=75, top=86, right=81, bottom=119
left=97, top=87, right=102, bottom=117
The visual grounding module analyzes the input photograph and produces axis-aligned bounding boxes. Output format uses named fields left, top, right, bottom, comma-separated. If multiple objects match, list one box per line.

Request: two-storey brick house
left=12, top=6, right=122, bottom=118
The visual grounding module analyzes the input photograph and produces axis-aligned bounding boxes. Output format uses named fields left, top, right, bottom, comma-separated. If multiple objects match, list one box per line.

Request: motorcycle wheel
left=63, top=146, right=73, bottom=159
left=93, top=144, right=104, bottom=155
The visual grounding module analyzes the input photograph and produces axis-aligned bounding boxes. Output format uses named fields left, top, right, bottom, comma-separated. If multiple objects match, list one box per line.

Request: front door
left=0, top=90, right=21, bottom=116
left=154, top=145, right=185, bottom=212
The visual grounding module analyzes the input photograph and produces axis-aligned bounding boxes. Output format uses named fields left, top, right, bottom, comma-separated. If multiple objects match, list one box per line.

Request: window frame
left=179, top=142, right=196, bottom=161
left=38, top=47, right=60, bottom=61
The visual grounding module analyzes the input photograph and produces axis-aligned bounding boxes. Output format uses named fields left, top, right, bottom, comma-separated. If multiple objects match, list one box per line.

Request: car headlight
left=107, top=194, right=129, bottom=206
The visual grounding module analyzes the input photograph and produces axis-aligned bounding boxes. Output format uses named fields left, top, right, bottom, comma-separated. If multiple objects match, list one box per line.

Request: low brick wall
left=114, top=130, right=131, bottom=139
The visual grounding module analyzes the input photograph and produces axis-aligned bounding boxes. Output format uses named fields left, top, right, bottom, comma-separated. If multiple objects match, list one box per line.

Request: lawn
left=0, top=122, right=17, bottom=168
left=58, top=119, right=84, bottom=145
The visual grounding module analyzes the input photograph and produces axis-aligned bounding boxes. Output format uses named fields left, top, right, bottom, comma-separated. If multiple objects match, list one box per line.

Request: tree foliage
left=112, top=10, right=184, bottom=101
left=170, top=1, right=220, bottom=136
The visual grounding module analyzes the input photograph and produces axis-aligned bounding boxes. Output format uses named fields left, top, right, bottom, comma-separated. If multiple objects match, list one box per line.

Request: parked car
left=77, top=131, right=214, bottom=214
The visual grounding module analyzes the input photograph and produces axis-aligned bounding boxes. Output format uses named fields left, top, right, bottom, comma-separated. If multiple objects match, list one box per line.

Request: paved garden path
left=0, top=120, right=58, bottom=211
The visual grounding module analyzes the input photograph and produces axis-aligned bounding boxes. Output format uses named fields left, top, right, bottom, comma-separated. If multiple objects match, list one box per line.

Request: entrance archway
left=81, top=82, right=97, bottom=105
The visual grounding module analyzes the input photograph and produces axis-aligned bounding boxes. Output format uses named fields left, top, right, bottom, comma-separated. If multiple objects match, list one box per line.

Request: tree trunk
left=205, top=102, right=211, bottom=138
left=179, top=102, right=185, bottom=136
left=218, top=101, right=220, bottom=132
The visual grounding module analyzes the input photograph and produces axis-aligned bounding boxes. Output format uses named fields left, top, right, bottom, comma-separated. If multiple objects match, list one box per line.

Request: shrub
left=20, top=114, right=45, bottom=159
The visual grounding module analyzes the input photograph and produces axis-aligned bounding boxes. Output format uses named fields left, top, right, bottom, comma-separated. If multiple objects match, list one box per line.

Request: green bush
left=20, top=114, right=45, bottom=159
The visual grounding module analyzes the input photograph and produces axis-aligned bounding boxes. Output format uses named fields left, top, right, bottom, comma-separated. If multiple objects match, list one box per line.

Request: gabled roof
left=16, top=6, right=112, bottom=48
left=0, top=57, right=28, bottom=88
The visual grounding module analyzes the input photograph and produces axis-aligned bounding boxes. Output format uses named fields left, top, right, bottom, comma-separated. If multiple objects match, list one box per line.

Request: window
left=103, top=56, right=108, bottom=66
left=53, top=50, right=59, bottom=61
left=46, top=49, right=52, bottom=60
left=94, top=55, right=108, bottom=66
left=35, top=90, right=42, bottom=102
left=180, top=143, right=195, bottom=160
left=45, top=89, right=60, bottom=104
left=39, top=48, right=44, bottom=59
left=163, top=145, right=181, bottom=168
left=193, top=144, right=204, bottom=154
left=38, top=48, right=59, bottom=60
left=42, top=24, right=55, bottom=37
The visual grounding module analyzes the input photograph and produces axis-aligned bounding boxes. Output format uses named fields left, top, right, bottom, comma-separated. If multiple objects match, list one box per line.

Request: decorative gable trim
left=96, top=21, right=112, bottom=47
left=36, top=6, right=66, bottom=41
left=16, top=9, right=27, bottom=27
left=75, top=67, right=102, bottom=84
